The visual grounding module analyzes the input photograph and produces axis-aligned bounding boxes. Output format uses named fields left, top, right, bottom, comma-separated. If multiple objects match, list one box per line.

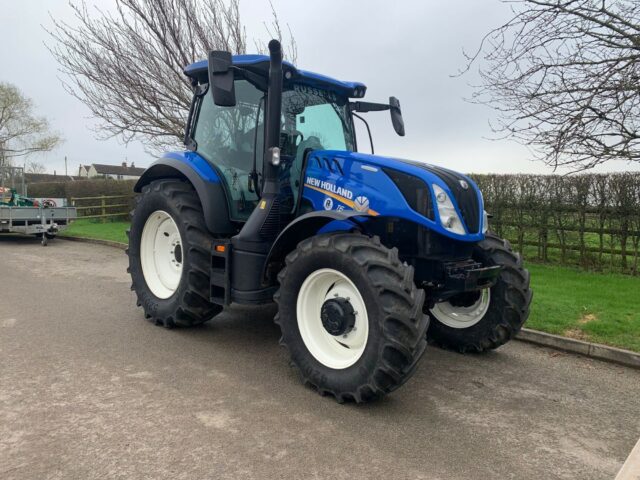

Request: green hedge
left=27, top=178, right=137, bottom=199
left=26, top=181, right=67, bottom=198
left=469, top=173, right=640, bottom=274
left=29, top=173, right=640, bottom=273
left=27, top=179, right=138, bottom=220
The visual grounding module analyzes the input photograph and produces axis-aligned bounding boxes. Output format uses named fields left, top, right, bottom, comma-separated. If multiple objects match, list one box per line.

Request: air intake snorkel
left=233, top=39, right=285, bottom=251
left=262, top=39, right=284, bottom=192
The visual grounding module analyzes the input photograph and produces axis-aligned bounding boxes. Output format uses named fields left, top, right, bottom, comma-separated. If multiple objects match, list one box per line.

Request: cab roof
left=184, top=54, right=366, bottom=98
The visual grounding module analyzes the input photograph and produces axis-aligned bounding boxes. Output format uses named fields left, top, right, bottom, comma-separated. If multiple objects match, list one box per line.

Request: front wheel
left=426, top=234, right=532, bottom=353
left=274, top=233, right=429, bottom=403
left=127, top=179, right=222, bottom=328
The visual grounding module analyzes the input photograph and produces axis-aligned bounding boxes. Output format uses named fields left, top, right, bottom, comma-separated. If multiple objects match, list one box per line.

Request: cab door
left=192, top=80, right=265, bottom=222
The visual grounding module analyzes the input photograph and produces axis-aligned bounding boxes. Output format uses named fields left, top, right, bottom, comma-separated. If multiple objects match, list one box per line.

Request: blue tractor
left=128, top=40, right=532, bottom=403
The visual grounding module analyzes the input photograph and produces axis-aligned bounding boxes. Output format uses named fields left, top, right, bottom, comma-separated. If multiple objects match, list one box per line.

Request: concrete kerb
left=58, top=235, right=127, bottom=251
left=516, top=328, right=640, bottom=370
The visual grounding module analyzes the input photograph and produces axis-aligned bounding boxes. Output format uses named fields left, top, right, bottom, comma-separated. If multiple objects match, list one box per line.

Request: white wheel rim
left=430, top=289, right=491, bottom=329
left=296, top=268, right=369, bottom=369
left=140, top=210, right=183, bottom=299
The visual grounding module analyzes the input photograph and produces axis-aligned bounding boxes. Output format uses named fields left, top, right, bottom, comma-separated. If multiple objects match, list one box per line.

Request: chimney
left=122, top=161, right=127, bottom=168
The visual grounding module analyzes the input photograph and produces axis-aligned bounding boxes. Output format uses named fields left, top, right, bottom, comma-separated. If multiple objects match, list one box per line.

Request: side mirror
left=208, top=50, right=236, bottom=107
left=389, top=96, right=405, bottom=136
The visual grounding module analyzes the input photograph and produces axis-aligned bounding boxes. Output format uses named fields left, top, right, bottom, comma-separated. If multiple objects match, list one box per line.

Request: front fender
left=135, top=152, right=235, bottom=235
left=263, top=210, right=371, bottom=281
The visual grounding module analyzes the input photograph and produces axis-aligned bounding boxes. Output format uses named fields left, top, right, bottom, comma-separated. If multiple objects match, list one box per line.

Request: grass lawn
left=60, top=219, right=640, bottom=352
left=60, top=218, right=129, bottom=244
left=527, top=263, right=640, bottom=352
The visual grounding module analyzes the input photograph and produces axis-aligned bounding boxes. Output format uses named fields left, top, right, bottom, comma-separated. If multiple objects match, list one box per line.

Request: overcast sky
left=2, top=0, right=639, bottom=176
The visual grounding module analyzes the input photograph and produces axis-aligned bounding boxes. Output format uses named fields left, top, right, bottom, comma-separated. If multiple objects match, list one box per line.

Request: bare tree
left=47, top=0, right=297, bottom=152
left=0, top=82, right=61, bottom=167
left=463, top=0, right=640, bottom=171
left=26, top=161, right=47, bottom=174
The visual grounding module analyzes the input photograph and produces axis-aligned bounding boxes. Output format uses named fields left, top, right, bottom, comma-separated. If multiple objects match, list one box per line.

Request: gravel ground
left=1, top=235, right=639, bottom=480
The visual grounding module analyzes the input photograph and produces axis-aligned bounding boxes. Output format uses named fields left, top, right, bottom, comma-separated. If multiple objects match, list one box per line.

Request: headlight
left=482, top=210, right=489, bottom=234
left=432, top=184, right=466, bottom=235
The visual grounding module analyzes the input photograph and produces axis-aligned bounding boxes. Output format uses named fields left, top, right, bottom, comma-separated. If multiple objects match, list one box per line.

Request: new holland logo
left=353, top=196, right=370, bottom=213
left=303, top=179, right=380, bottom=216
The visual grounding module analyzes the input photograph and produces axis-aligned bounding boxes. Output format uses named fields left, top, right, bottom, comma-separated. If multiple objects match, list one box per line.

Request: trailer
left=0, top=205, right=77, bottom=245
left=0, top=166, right=77, bottom=245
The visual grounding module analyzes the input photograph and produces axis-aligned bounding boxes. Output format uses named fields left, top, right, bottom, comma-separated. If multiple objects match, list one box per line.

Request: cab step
left=210, top=241, right=231, bottom=306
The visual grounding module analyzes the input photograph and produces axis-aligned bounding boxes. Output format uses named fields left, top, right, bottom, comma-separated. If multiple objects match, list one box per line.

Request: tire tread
left=428, top=232, right=532, bottom=352
left=274, top=233, right=429, bottom=403
left=127, top=179, right=222, bottom=328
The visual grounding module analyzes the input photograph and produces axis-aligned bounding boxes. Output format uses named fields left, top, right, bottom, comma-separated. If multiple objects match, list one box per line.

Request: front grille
left=401, top=161, right=481, bottom=233
left=383, top=168, right=434, bottom=220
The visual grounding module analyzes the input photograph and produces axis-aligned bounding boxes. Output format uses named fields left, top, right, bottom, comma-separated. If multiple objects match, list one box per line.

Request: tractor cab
left=187, top=75, right=354, bottom=222
left=182, top=52, right=402, bottom=227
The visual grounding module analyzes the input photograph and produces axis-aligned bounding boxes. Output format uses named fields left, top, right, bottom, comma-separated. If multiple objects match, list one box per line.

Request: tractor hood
left=301, top=150, right=485, bottom=242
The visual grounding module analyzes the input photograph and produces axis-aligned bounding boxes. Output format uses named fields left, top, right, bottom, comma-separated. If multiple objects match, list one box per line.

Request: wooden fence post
left=540, top=211, right=549, bottom=262
left=101, top=195, right=106, bottom=223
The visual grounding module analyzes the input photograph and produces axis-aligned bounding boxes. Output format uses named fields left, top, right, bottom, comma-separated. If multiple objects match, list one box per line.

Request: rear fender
left=134, top=152, right=235, bottom=235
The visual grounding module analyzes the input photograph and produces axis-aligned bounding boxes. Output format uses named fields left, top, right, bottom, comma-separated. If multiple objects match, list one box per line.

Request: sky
left=1, top=0, right=638, bottom=176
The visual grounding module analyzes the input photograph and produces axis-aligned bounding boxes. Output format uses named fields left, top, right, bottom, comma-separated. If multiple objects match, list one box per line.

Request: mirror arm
left=238, top=69, right=268, bottom=92
left=352, top=112, right=375, bottom=155
left=183, top=91, right=197, bottom=147
left=350, top=101, right=390, bottom=113
left=183, top=83, right=207, bottom=150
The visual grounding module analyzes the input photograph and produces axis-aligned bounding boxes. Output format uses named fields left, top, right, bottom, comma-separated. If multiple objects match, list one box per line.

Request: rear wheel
left=127, top=179, right=222, bottom=328
left=426, top=233, right=532, bottom=352
left=274, top=233, right=429, bottom=403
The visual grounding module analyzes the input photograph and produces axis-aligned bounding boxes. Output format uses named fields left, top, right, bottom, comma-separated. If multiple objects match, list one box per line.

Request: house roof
left=92, top=164, right=146, bottom=176
left=184, top=54, right=366, bottom=98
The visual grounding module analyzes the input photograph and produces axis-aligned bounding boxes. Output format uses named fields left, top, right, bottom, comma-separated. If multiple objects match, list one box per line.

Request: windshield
left=280, top=85, right=355, bottom=156
left=278, top=85, right=355, bottom=212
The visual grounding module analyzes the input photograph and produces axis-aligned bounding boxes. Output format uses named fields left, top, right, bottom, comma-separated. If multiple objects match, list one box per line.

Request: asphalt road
left=1, top=235, right=639, bottom=480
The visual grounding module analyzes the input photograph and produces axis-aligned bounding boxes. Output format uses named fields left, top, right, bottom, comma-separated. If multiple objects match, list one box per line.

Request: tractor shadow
left=166, top=302, right=516, bottom=416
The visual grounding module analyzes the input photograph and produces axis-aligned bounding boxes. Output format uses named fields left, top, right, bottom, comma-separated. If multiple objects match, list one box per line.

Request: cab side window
left=193, top=80, right=264, bottom=221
